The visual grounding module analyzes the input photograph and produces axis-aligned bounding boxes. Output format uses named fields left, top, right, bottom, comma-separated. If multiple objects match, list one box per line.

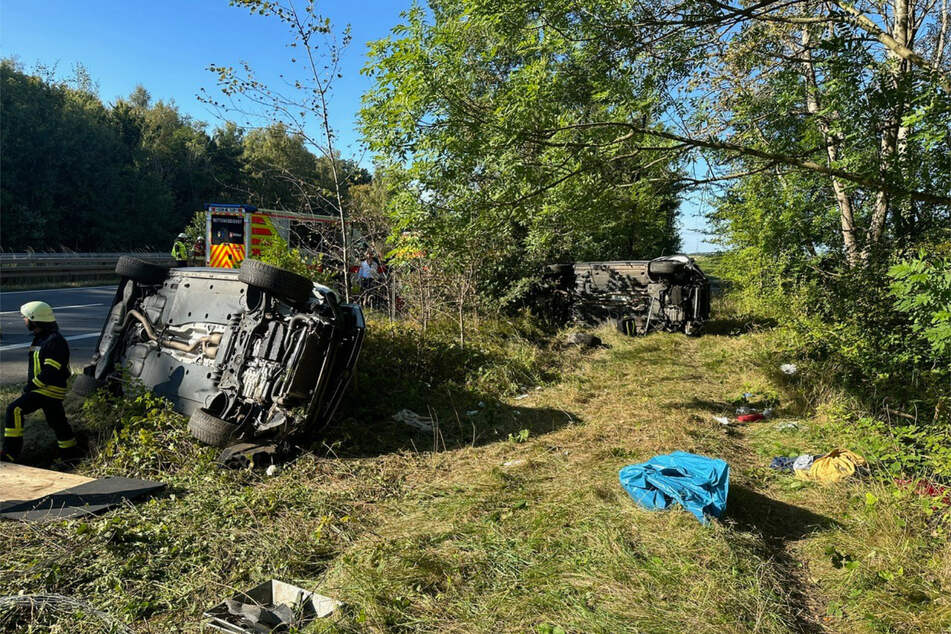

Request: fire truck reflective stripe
left=251, top=227, right=272, bottom=236
left=251, top=238, right=262, bottom=245
left=251, top=215, right=266, bottom=223
left=210, top=243, right=246, bottom=269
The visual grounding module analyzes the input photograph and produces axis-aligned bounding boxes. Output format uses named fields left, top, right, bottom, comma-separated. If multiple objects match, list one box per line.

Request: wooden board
left=0, top=463, right=94, bottom=502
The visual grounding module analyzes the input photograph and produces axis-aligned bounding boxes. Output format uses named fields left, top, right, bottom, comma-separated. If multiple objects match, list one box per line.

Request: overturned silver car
left=541, top=255, right=711, bottom=336
left=74, top=257, right=365, bottom=465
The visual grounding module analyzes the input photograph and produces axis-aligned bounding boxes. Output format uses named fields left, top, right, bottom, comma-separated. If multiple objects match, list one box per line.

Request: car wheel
left=71, top=373, right=98, bottom=397
left=188, top=408, right=238, bottom=448
left=647, top=259, right=684, bottom=278
left=238, top=259, right=313, bottom=305
left=115, top=256, right=169, bottom=284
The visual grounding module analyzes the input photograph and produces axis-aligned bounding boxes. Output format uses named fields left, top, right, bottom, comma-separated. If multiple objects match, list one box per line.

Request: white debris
left=391, top=409, right=434, bottom=432
left=776, top=421, right=800, bottom=431
left=736, top=406, right=754, bottom=415
left=762, top=408, right=774, bottom=418
left=513, top=410, right=521, bottom=416
left=466, top=410, right=479, bottom=416
left=742, top=392, right=754, bottom=400
left=535, top=386, right=542, bottom=391
left=792, top=454, right=814, bottom=471
left=514, top=393, right=530, bottom=400
left=713, top=416, right=731, bottom=426
left=478, top=401, right=486, bottom=408
left=780, top=363, right=798, bottom=375
left=265, top=465, right=280, bottom=477
left=503, top=459, right=527, bottom=468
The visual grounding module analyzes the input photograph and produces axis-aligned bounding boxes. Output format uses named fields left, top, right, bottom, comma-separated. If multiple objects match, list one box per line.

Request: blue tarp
left=619, top=451, right=730, bottom=524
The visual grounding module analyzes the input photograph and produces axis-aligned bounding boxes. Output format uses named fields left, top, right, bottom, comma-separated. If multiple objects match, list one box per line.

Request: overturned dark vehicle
left=540, top=256, right=711, bottom=336
left=74, top=257, right=365, bottom=466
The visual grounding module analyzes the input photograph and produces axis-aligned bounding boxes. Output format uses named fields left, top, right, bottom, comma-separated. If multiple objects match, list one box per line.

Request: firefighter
left=2, top=302, right=79, bottom=464
left=172, top=232, right=188, bottom=267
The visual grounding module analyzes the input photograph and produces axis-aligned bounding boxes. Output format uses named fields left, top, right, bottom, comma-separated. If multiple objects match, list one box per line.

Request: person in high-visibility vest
left=2, top=301, right=79, bottom=464
left=172, top=232, right=188, bottom=267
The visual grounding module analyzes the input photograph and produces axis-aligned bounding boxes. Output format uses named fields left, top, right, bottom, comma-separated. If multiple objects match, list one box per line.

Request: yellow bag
left=795, top=448, right=867, bottom=483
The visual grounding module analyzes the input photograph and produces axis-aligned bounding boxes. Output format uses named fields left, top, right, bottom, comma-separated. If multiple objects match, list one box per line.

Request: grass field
left=0, top=312, right=948, bottom=632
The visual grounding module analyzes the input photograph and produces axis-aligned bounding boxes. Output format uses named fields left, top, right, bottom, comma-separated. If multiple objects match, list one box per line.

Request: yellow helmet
left=20, top=301, right=56, bottom=323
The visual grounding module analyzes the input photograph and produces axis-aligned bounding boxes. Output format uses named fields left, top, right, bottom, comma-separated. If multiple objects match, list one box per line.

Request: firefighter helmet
left=177, top=233, right=187, bottom=239
left=20, top=301, right=56, bottom=323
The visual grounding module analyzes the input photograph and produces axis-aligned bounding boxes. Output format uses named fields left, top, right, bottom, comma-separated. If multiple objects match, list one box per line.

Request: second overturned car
left=74, top=257, right=365, bottom=465
left=540, top=255, right=711, bottom=336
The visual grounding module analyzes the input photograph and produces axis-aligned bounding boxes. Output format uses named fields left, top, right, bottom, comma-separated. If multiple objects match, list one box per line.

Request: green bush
left=256, top=232, right=336, bottom=287
left=889, top=250, right=951, bottom=359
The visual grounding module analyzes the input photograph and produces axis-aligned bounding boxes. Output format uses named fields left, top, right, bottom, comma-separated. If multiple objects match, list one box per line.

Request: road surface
left=0, top=285, right=116, bottom=385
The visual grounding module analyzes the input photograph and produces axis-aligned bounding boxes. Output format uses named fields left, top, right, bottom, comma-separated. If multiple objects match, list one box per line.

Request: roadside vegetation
left=1, top=0, right=948, bottom=631
left=2, top=286, right=949, bottom=631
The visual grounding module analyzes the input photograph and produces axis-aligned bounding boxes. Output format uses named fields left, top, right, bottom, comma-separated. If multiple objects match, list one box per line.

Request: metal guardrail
left=0, top=252, right=175, bottom=283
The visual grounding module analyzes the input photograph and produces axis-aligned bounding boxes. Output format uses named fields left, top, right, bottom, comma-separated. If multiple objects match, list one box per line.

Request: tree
left=360, top=1, right=683, bottom=305
left=203, top=0, right=357, bottom=300
left=363, top=0, right=949, bottom=278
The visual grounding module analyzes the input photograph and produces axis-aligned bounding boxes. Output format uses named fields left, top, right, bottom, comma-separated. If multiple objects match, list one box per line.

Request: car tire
left=647, top=259, right=684, bottom=278
left=238, top=259, right=312, bottom=305
left=115, top=256, right=169, bottom=285
left=188, top=408, right=238, bottom=448
left=71, top=373, right=98, bottom=397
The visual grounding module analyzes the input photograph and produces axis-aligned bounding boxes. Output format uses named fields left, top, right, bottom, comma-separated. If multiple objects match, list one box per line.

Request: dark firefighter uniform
left=2, top=302, right=78, bottom=462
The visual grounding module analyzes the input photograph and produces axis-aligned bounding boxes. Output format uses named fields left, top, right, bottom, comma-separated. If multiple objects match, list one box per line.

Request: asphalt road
left=0, top=285, right=117, bottom=385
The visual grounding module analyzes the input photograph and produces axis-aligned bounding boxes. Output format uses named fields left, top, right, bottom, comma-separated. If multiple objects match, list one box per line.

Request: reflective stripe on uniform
left=43, top=358, right=62, bottom=370
left=34, top=387, right=66, bottom=400
left=32, top=376, right=46, bottom=387
left=4, top=407, right=24, bottom=437
left=57, top=437, right=77, bottom=449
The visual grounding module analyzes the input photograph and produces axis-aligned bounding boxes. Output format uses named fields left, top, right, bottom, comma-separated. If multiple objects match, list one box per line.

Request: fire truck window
left=211, top=215, right=244, bottom=245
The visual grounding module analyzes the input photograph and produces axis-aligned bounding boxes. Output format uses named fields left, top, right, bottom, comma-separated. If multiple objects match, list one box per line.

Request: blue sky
left=1, top=0, right=714, bottom=252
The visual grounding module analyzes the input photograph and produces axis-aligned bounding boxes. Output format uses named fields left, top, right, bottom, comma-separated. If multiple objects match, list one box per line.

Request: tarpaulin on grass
left=619, top=451, right=729, bottom=524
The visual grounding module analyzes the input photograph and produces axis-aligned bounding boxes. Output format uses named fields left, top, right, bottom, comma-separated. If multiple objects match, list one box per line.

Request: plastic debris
left=770, top=456, right=796, bottom=472
left=780, top=363, right=798, bottom=375
left=771, top=454, right=818, bottom=472
left=735, top=406, right=754, bottom=415
left=391, top=409, right=434, bottom=432
left=742, top=392, right=754, bottom=399
left=894, top=478, right=951, bottom=506
left=204, top=580, right=340, bottom=633
left=465, top=410, right=479, bottom=416
left=713, top=416, right=731, bottom=426
left=619, top=451, right=730, bottom=524
left=795, top=449, right=867, bottom=483
left=792, top=454, right=814, bottom=471
left=514, top=393, right=530, bottom=400
left=736, top=413, right=765, bottom=422
left=265, top=465, right=280, bottom=477
left=503, top=459, right=527, bottom=468
left=478, top=401, right=486, bottom=408
left=776, top=421, right=800, bottom=431
left=762, top=408, right=774, bottom=418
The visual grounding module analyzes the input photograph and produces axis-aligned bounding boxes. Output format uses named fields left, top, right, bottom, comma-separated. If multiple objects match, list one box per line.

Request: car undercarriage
left=74, top=257, right=364, bottom=466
